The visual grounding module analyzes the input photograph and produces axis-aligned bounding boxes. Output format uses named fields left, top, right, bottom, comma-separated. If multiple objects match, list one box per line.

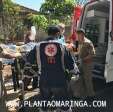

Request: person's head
left=47, top=26, right=60, bottom=38
left=76, top=28, right=85, bottom=43
left=57, top=23, right=65, bottom=35
left=24, top=31, right=32, bottom=44
left=5, top=37, right=12, bottom=44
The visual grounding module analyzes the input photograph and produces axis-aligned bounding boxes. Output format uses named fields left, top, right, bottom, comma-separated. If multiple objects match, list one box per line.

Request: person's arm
left=26, top=46, right=37, bottom=64
left=64, top=48, right=80, bottom=76
left=1, top=53, right=15, bottom=59
left=1, top=51, right=21, bottom=59
left=0, top=45, right=21, bottom=59
left=83, top=43, right=95, bottom=63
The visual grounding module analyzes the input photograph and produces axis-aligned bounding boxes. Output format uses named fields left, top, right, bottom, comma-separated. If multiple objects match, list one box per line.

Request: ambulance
left=78, top=0, right=113, bottom=88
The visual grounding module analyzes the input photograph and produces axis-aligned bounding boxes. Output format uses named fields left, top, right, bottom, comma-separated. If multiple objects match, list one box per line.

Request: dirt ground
left=2, top=65, right=17, bottom=112
left=2, top=65, right=38, bottom=112
left=2, top=65, right=113, bottom=112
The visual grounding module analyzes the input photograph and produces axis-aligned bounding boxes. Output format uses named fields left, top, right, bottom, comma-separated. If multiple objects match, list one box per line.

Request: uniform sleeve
left=64, top=48, right=80, bottom=75
left=88, top=42, right=95, bottom=56
left=27, top=46, right=36, bottom=64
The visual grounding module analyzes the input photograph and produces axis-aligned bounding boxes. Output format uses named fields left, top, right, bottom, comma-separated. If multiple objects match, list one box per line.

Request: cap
left=77, top=28, right=85, bottom=34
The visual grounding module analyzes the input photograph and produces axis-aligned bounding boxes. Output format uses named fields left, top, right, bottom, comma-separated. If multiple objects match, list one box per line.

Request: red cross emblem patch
left=44, top=44, right=57, bottom=64
left=45, top=44, right=57, bottom=57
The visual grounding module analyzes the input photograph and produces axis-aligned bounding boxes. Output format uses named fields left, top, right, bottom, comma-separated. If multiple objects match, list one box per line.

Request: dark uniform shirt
left=27, top=37, right=79, bottom=88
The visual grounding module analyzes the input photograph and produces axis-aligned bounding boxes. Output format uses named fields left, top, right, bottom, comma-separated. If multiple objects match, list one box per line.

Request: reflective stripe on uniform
left=36, top=41, right=66, bottom=74
left=60, top=44, right=65, bottom=70
left=36, top=43, right=41, bottom=74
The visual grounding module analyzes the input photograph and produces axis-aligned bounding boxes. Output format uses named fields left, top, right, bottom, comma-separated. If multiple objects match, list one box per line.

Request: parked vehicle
left=78, top=0, right=113, bottom=90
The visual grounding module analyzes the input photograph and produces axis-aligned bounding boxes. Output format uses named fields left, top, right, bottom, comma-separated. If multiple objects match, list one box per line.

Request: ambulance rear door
left=105, top=0, right=113, bottom=83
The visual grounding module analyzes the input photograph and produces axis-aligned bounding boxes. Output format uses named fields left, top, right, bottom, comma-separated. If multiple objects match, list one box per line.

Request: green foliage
left=27, top=14, right=48, bottom=30
left=1, top=0, right=23, bottom=40
left=3, top=0, right=20, bottom=16
left=50, top=19, right=60, bottom=25
left=40, top=0, right=76, bottom=25
left=15, top=21, right=25, bottom=40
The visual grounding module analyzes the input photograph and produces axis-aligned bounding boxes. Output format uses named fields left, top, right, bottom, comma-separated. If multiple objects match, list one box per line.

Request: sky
left=14, top=0, right=44, bottom=11
left=14, top=0, right=88, bottom=11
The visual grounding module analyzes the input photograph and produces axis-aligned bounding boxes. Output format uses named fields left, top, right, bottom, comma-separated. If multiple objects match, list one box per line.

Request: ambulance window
left=82, top=1, right=110, bottom=47
left=105, top=20, right=109, bottom=43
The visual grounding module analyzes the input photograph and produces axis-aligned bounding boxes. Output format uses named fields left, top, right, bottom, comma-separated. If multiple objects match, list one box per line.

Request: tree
left=40, top=0, right=76, bottom=25
left=1, top=0, right=21, bottom=41
left=27, top=13, right=48, bottom=31
left=50, top=19, right=60, bottom=25
left=3, top=0, right=20, bottom=15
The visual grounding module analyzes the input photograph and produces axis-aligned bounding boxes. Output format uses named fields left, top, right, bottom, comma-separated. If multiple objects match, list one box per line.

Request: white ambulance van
left=78, top=0, right=113, bottom=87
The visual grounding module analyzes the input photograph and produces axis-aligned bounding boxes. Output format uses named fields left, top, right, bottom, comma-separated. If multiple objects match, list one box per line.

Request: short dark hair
left=47, top=26, right=60, bottom=36
left=24, top=31, right=32, bottom=44
left=77, top=28, right=85, bottom=35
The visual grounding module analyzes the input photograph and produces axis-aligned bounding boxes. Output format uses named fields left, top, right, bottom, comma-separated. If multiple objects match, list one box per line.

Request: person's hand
left=66, top=43, right=74, bottom=51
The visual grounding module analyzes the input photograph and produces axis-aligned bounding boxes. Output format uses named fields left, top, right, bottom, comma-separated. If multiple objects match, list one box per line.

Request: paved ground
left=18, top=84, right=113, bottom=112
left=1, top=65, right=39, bottom=112
left=1, top=65, right=113, bottom=112
left=5, top=80, right=39, bottom=112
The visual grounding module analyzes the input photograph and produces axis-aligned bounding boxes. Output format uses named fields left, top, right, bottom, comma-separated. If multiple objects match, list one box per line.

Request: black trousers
left=39, top=86, right=69, bottom=110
